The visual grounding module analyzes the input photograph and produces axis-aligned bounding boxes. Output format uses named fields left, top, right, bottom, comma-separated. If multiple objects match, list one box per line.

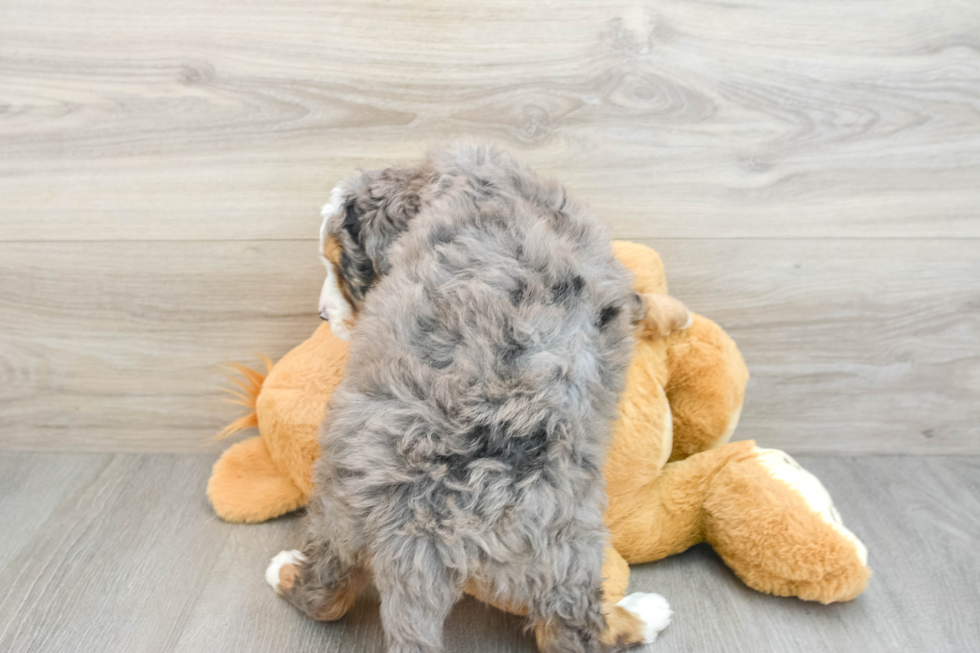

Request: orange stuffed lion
left=208, top=241, right=870, bottom=606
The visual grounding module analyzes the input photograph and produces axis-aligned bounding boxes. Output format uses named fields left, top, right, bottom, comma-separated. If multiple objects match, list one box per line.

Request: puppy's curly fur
left=275, top=144, right=651, bottom=653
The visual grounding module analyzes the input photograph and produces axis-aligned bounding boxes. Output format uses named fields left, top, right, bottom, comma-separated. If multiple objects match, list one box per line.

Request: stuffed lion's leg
left=207, top=436, right=307, bottom=523
left=661, top=315, right=749, bottom=463
left=606, top=440, right=756, bottom=564
left=606, top=440, right=871, bottom=603
left=704, top=445, right=871, bottom=603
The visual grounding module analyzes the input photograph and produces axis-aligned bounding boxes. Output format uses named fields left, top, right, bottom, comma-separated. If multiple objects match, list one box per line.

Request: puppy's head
left=318, top=165, right=432, bottom=339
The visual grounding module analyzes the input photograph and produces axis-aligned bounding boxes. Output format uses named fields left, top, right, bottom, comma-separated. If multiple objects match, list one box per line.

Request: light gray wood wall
left=2, top=0, right=978, bottom=453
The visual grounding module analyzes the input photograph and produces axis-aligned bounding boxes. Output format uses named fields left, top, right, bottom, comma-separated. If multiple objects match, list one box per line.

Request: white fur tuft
left=617, top=592, right=672, bottom=644
left=266, top=549, right=305, bottom=593
left=320, top=183, right=348, bottom=239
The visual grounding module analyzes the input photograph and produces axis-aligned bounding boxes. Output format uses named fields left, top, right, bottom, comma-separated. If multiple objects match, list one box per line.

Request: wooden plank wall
left=1, top=0, right=978, bottom=453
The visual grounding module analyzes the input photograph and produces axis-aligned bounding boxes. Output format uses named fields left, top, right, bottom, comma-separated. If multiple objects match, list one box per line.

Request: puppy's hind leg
left=266, top=538, right=366, bottom=622
left=530, top=534, right=665, bottom=653
left=373, top=535, right=461, bottom=653
left=600, top=547, right=672, bottom=648
left=535, top=594, right=660, bottom=653
left=527, top=532, right=608, bottom=653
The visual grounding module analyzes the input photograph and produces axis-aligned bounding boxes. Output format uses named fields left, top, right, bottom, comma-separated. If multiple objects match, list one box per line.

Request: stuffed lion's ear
left=636, top=293, right=692, bottom=341
left=612, top=241, right=668, bottom=295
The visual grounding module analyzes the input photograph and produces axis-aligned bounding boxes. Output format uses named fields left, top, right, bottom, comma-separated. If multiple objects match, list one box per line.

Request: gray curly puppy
left=266, top=144, right=678, bottom=653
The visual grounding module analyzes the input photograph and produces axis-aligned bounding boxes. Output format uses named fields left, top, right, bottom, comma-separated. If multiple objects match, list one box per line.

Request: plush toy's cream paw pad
left=617, top=592, right=672, bottom=644
left=754, top=447, right=868, bottom=565
left=266, top=549, right=305, bottom=595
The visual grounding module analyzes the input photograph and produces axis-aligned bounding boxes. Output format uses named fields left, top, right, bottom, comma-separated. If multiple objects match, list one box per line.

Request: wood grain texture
left=657, top=239, right=980, bottom=454
left=1, top=0, right=978, bottom=453
left=0, top=241, right=325, bottom=453
left=2, top=0, right=980, bottom=240
left=1, top=238, right=976, bottom=453
left=0, top=453, right=977, bottom=652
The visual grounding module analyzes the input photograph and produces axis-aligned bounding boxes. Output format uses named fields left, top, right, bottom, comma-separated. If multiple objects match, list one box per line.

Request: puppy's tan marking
left=266, top=549, right=305, bottom=595
left=323, top=234, right=343, bottom=267
left=533, top=619, right=560, bottom=653
left=312, top=569, right=366, bottom=622
left=462, top=578, right=530, bottom=617
left=278, top=562, right=300, bottom=592
left=324, top=235, right=359, bottom=314
left=599, top=602, right=645, bottom=648
left=532, top=603, right=644, bottom=653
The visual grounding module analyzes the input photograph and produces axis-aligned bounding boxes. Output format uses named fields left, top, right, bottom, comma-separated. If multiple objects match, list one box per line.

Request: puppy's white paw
left=617, top=592, right=672, bottom=644
left=266, top=549, right=305, bottom=594
left=680, top=311, right=694, bottom=329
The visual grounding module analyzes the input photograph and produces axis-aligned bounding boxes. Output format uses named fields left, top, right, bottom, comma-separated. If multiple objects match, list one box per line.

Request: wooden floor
left=0, top=452, right=977, bottom=653
left=1, top=0, right=978, bottom=454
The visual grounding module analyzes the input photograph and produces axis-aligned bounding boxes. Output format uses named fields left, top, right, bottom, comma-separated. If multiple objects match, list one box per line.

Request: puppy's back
left=327, top=144, right=638, bottom=544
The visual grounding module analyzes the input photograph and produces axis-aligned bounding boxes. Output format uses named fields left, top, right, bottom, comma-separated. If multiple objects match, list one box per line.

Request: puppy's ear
left=340, top=194, right=362, bottom=245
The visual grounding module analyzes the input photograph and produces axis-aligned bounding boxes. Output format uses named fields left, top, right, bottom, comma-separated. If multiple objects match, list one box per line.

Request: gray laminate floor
left=0, top=453, right=977, bottom=653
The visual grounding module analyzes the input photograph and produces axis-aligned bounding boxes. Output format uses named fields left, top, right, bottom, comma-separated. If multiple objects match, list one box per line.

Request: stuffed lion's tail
left=216, top=355, right=273, bottom=440
left=210, top=353, right=309, bottom=523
